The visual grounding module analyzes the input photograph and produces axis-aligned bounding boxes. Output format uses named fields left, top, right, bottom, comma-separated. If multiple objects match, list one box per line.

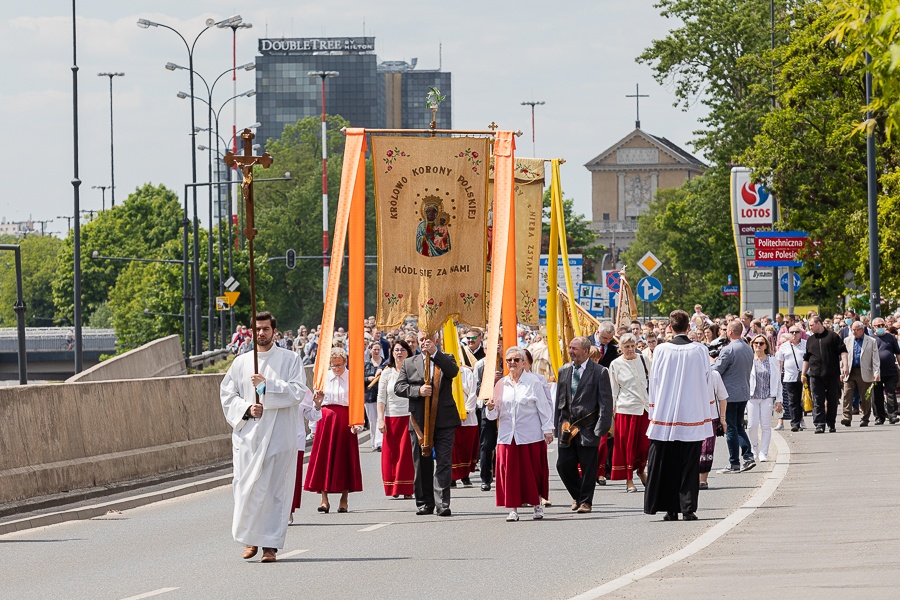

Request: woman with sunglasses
left=485, top=346, right=554, bottom=522
left=747, top=335, right=782, bottom=462
left=376, top=340, right=415, bottom=499
left=608, top=333, right=651, bottom=493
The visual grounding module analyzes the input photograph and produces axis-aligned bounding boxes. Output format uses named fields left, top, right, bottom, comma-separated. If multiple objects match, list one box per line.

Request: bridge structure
left=0, top=327, right=117, bottom=381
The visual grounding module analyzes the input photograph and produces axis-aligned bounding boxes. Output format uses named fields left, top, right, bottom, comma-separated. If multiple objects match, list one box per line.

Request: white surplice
left=646, top=338, right=715, bottom=442
left=220, top=345, right=319, bottom=549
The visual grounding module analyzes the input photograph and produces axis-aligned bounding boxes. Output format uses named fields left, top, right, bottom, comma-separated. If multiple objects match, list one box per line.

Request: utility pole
left=34, top=219, right=53, bottom=235
left=57, top=215, right=75, bottom=231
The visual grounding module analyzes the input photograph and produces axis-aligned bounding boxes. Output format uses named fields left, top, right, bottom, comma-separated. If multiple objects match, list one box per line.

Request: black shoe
left=874, top=418, right=885, bottom=425
left=841, top=419, right=851, bottom=427
left=890, top=417, right=899, bottom=425
left=449, top=480, right=457, bottom=488
left=683, top=512, right=698, bottom=521
left=461, top=478, right=473, bottom=488
left=663, top=512, right=678, bottom=521
left=828, top=426, right=836, bottom=433
left=416, top=505, right=435, bottom=515
left=860, top=420, right=869, bottom=427
left=437, top=507, right=452, bottom=517
left=480, top=483, right=491, bottom=492
left=814, top=426, right=825, bottom=434
left=790, top=425, right=800, bottom=432
left=741, top=459, right=756, bottom=472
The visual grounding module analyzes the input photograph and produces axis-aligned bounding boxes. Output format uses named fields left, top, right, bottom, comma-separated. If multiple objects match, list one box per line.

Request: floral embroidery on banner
left=457, top=148, right=482, bottom=175
left=383, top=147, right=410, bottom=173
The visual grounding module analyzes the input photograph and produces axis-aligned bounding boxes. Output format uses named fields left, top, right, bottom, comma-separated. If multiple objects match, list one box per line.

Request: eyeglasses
left=505, top=358, right=522, bottom=363
left=466, top=336, right=479, bottom=341
left=790, top=330, right=801, bottom=334
left=752, top=342, right=767, bottom=346
left=329, top=364, right=345, bottom=370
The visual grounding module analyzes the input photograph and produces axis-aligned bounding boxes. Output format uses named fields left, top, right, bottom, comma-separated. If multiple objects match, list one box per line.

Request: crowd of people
left=219, top=304, right=900, bottom=561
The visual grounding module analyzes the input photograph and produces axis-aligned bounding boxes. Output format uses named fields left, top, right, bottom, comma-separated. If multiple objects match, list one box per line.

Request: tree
left=52, top=184, right=182, bottom=324
left=0, top=235, right=64, bottom=326
left=540, top=188, right=603, bottom=281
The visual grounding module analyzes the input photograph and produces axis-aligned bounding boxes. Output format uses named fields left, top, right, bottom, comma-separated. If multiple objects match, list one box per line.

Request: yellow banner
left=373, top=136, right=490, bottom=334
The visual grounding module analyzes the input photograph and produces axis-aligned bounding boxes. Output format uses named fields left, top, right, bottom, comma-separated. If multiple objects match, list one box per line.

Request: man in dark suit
left=556, top=336, right=614, bottom=513
left=395, top=330, right=460, bottom=516
left=590, top=321, right=618, bottom=369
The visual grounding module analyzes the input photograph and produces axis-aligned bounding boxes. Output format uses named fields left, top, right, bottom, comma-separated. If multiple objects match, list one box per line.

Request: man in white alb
left=221, top=311, right=321, bottom=563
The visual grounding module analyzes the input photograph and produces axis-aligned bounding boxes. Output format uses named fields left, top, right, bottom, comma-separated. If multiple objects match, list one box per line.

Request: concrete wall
left=67, top=335, right=187, bottom=383
left=0, top=374, right=228, bottom=505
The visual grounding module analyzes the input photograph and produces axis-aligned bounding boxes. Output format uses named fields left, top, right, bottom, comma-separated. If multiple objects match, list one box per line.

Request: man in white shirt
left=220, top=311, right=321, bottom=563
left=776, top=326, right=807, bottom=432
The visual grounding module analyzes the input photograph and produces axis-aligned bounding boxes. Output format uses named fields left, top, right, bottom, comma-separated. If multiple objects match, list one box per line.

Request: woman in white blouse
left=609, top=333, right=651, bottom=493
left=748, top=334, right=782, bottom=462
left=376, top=340, right=415, bottom=499
left=485, top=346, right=554, bottom=522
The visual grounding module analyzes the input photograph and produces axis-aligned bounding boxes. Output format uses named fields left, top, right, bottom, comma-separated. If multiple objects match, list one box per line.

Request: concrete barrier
left=66, top=335, right=187, bottom=383
left=0, top=373, right=228, bottom=505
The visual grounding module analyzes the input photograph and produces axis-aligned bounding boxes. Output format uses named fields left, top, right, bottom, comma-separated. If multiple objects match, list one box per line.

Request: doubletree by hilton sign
left=258, top=37, right=375, bottom=54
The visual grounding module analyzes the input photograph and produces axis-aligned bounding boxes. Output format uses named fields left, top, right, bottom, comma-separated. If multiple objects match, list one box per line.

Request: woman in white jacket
left=748, top=334, right=783, bottom=462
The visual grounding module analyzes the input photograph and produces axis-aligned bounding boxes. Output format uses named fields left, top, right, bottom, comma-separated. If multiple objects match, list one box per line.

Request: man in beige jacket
left=841, top=321, right=880, bottom=427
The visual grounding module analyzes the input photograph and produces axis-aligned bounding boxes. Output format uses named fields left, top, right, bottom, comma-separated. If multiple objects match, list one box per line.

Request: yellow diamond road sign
left=638, top=251, right=662, bottom=276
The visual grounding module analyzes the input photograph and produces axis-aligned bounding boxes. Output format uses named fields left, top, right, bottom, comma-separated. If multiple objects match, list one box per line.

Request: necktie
left=572, top=365, right=581, bottom=396
left=599, top=345, right=605, bottom=361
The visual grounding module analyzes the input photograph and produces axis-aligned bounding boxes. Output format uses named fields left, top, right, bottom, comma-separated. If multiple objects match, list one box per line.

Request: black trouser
left=644, top=440, right=701, bottom=515
left=410, top=426, right=457, bottom=510
left=556, top=441, right=600, bottom=507
left=872, top=373, right=899, bottom=420
left=810, top=373, right=841, bottom=428
left=784, top=380, right=803, bottom=427
left=479, top=415, right=498, bottom=485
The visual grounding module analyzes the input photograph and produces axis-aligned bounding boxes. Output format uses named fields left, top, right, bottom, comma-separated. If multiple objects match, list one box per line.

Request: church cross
left=626, top=84, right=649, bottom=129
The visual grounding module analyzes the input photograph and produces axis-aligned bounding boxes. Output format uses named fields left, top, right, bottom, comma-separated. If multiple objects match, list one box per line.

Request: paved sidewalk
left=600, top=424, right=900, bottom=599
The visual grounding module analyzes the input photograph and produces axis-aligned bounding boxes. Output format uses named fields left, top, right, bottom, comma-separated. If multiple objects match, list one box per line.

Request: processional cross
left=626, top=84, right=649, bottom=129
left=223, top=128, right=273, bottom=402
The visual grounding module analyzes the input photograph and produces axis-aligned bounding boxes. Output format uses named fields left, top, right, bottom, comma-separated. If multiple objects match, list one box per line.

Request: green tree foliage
left=540, top=188, right=603, bottom=281
left=0, top=235, right=64, bottom=326
left=52, top=184, right=182, bottom=324
left=255, top=115, right=378, bottom=329
left=623, top=173, right=739, bottom=315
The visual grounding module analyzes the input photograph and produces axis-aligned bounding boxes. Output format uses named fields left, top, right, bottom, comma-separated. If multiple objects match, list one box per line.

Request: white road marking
left=120, top=588, right=179, bottom=600
left=278, top=549, right=309, bottom=559
left=358, top=522, right=393, bottom=532
left=569, top=431, right=792, bottom=599
left=547, top=447, right=556, bottom=453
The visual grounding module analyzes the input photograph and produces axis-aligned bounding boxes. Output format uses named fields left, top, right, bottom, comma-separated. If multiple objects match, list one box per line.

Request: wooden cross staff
left=223, top=128, right=273, bottom=404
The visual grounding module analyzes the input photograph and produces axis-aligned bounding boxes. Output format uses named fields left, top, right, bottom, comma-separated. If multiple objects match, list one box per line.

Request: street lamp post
left=139, top=14, right=242, bottom=351
left=309, top=70, right=339, bottom=302
left=520, top=100, right=545, bottom=156
left=91, top=185, right=111, bottom=211
left=98, top=72, right=124, bottom=206
left=71, top=0, right=84, bottom=374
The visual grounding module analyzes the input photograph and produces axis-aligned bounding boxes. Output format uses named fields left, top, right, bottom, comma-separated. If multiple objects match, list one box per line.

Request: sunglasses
left=466, top=336, right=479, bottom=341
left=752, top=342, right=767, bottom=346
left=505, top=358, right=522, bottom=363
left=790, top=330, right=801, bottom=334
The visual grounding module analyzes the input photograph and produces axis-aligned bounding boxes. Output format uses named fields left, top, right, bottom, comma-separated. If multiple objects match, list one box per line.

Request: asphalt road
left=0, top=436, right=773, bottom=600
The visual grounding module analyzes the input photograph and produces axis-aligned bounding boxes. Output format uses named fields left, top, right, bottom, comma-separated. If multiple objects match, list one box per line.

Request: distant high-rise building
left=254, top=37, right=451, bottom=150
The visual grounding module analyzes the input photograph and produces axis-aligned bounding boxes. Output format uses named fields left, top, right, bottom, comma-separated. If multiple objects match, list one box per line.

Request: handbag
left=802, top=383, right=813, bottom=413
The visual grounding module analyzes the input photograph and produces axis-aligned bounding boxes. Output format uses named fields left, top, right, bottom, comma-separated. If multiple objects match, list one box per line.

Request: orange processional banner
left=372, top=136, right=490, bottom=334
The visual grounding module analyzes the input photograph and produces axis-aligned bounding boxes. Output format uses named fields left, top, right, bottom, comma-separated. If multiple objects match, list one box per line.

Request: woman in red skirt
left=608, top=333, right=651, bottom=493
left=450, top=365, right=480, bottom=487
left=376, top=339, right=415, bottom=498
left=486, top=346, right=554, bottom=522
left=304, top=348, right=363, bottom=513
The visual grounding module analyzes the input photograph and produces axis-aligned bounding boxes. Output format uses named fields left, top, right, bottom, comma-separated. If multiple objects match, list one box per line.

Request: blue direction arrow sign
left=637, top=276, right=662, bottom=302
left=605, top=270, right=622, bottom=293
left=780, top=271, right=801, bottom=293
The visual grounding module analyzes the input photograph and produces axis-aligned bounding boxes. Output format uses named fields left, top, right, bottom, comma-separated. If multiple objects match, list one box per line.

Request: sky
left=1, top=1, right=706, bottom=236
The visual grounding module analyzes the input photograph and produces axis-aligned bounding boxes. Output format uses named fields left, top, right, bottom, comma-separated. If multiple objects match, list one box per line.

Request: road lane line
left=569, top=431, right=791, bottom=599
left=120, top=588, right=179, bottom=600
left=278, top=549, right=309, bottom=559
left=358, top=522, right=393, bottom=532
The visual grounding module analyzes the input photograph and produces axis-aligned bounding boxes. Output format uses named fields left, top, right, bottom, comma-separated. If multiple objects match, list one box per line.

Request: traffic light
left=286, top=248, right=296, bottom=269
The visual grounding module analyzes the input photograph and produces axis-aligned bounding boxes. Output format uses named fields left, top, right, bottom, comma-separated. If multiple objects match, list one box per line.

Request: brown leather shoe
left=260, top=548, right=277, bottom=563
left=571, top=501, right=578, bottom=511
left=576, top=503, right=592, bottom=513
left=242, top=545, right=258, bottom=560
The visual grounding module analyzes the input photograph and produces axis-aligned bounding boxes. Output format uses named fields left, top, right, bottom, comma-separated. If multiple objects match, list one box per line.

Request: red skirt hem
left=303, top=405, right=363, bottom=493
left=451, top=426, right=480, bottom=480
left=610, top=412, right=650, bottom=481
left=495, top=438, right=549, bottom=508
left=382, top=415, right=415, bottom=496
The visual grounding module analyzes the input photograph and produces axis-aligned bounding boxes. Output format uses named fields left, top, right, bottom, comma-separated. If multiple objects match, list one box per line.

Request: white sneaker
left=506, top=510, right=519, bottom=522
left=759, top=454, right=768, bottom=462
left=799, top=421, right=807, bottom=430
left=774, top=423, right=784, bottom=431
left=532, top=505, right=544, bottom=520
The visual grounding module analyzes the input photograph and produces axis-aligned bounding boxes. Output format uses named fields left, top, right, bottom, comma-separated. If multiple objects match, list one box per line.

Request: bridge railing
left=0, top=328, right=117, bottom=353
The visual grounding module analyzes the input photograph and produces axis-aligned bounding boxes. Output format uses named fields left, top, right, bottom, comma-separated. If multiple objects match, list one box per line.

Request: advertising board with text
left=538, top=254, right=583, bottom=319
left=731, top=167, right=775, bottom=315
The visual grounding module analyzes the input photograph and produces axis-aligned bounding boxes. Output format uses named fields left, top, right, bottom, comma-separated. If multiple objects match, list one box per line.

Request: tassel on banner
left=442, top=317, right=468, bottom=420
left=313, top=128, right=367, bottom=426
left=479, top=131, right=515, bottom=400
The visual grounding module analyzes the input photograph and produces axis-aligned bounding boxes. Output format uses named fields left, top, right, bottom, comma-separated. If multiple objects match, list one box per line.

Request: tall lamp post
left=91, top=185, right=111, bottom=211
left=97, top=72, right=124, bottom=206
left=71, top=0, right=84, bottom=374
left=138, top=13, right=242, bottom=352
left=520, top=100, right=545, bottom=156
left=309, top=70, right=339, bottom=302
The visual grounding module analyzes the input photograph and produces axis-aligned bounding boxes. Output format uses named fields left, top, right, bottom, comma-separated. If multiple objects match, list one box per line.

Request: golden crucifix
left=223, top=128, right=273, bottom=403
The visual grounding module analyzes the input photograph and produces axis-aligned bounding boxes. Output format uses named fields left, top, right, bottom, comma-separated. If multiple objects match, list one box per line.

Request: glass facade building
left=254, top=37, right=451, bottom=150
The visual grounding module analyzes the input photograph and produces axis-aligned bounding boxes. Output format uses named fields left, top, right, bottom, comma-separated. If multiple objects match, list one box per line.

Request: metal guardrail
left=187, top=348, right=232, bottom=370
left=0, top=328, right=117, bottom=352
